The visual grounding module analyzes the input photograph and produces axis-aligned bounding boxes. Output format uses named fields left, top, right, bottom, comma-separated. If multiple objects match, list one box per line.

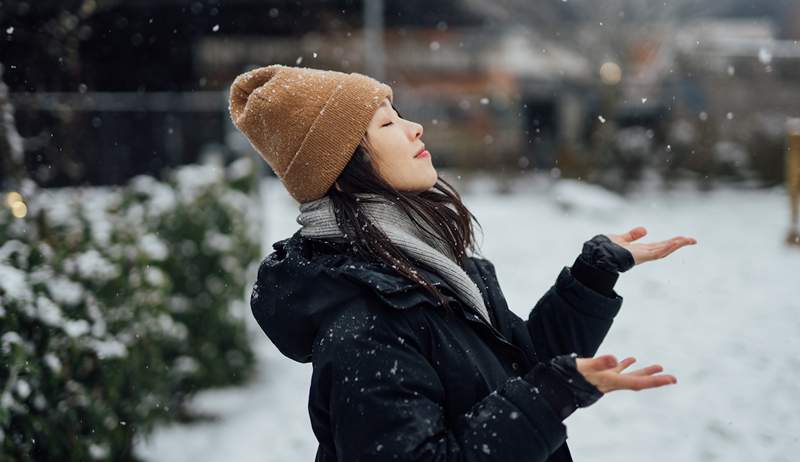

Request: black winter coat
left=250, top=229, right=625, bottom=462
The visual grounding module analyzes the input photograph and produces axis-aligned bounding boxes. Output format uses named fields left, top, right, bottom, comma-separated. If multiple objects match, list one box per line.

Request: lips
left=414, top=146, right=429, bottom=158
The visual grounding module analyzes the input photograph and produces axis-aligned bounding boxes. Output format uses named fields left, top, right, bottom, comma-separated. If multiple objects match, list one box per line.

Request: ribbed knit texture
left=228, top=64, right=393, bottom=203
left=296, top=193, right=493, bottom=327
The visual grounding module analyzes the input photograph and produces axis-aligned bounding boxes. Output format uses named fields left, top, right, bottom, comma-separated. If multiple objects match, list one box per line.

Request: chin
left=396, top=169, right=438, bottom=192
left=415, top=174, right=438, bottom=192
left=426, top=169, right=438, bottom=188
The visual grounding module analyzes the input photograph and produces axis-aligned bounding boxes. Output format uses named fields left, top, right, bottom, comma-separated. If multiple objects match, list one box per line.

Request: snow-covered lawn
left=135, top=172, right=800, bottom=462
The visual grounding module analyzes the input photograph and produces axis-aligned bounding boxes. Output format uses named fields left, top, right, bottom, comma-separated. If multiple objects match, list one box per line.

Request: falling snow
left=136, top=174, right=799, bottom=462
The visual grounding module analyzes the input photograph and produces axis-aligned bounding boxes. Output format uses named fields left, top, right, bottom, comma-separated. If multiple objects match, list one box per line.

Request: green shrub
left=0, top=156, right=262, bottom=461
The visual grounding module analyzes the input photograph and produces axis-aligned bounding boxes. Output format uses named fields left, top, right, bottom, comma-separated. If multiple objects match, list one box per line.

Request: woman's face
left=360, top=96, right=437, bottom=192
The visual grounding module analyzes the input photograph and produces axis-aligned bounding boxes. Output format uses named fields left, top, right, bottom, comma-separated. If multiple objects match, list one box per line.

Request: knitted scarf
left=295, top=193, right=493, bottom=327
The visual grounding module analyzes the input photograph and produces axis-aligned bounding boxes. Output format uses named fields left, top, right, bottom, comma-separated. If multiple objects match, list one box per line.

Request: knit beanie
left=228, top=64, right=394, bottom=204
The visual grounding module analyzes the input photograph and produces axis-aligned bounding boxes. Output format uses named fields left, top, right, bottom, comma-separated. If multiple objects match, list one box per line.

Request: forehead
left=379, top=97, right=392, bottom=110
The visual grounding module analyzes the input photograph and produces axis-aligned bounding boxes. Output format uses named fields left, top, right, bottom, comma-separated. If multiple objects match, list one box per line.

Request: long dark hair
left=326, top=107, right=485, bottom=311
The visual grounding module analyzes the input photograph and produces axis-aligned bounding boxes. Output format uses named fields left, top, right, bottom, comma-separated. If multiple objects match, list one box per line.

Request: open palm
left=576, top=354, right=677, bottom=394
left=605, top=226, right=697, bottom=266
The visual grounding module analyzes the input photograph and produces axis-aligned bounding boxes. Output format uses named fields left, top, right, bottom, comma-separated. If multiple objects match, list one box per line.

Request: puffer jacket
left=250, top=229, right=625, bottom=461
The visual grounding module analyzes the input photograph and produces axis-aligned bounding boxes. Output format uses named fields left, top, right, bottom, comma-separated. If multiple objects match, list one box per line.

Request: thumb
left=586, top=354, right=618, bottom=372
left=623, top=226, right=648, bottom=242
left=577, top=354, right=617, bottom=375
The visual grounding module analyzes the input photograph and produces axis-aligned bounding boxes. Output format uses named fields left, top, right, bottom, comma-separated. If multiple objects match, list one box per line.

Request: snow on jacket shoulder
left=250, top=229, right=624, bottom=462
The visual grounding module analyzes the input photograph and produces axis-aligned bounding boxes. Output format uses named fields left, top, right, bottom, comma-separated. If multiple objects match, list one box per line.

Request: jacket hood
left=250, top=230, right=447, bottom=363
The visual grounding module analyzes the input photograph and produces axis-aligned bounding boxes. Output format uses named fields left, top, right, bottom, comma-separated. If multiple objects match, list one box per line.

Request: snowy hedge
left=0, top=157, right=262, bottom=461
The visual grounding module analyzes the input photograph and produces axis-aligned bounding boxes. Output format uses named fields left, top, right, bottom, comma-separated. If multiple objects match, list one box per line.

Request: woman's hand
left=605, top=226, right=697, bottom=267
left=575, top=354, right=677, bottom=394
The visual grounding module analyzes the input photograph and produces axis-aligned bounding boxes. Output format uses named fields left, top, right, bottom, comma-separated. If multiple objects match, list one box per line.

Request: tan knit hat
left=228, top=64, right=393, bottom=203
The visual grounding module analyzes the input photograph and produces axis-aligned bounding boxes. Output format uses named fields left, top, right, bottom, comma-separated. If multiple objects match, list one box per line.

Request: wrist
left=523, top=362, right=579, bottom=420
left=548, top=354, right=604, bottom=409
left=570, top=254, right=618, bottom=297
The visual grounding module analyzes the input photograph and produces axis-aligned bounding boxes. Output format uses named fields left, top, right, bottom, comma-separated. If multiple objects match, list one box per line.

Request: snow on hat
left=228, top=64, right=393, bottom=203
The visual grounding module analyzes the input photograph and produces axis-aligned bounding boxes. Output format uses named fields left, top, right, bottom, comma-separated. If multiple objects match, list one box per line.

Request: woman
left=229, top=64, right=697, bottom=462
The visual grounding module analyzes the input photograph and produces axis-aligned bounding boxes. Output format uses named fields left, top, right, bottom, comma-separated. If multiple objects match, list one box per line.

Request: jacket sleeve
left=312, top=303, right=571, bottom=462
left=525, top=261, right=623, bottom=362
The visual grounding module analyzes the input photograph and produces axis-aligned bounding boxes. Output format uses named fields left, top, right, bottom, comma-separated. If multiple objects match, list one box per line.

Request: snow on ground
left=135, top=171, right=800, bottom=462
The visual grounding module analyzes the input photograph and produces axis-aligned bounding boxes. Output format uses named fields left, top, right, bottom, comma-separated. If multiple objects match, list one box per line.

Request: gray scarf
left=295, top=193, right=492, bottom=327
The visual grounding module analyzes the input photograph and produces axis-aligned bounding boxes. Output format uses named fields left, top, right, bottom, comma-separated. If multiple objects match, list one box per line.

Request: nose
left=409, top=120, right=423, bottom=141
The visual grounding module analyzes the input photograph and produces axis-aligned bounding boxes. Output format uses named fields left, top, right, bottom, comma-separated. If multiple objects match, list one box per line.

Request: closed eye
left=381, top=105, right=402, bottom=127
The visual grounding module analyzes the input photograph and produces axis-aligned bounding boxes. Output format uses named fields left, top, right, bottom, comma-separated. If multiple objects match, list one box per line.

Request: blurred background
left=1, top=1, right=799, bottom=461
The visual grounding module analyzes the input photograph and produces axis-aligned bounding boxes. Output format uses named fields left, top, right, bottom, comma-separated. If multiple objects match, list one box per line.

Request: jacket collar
left=284, top=230, right=518, bottom=348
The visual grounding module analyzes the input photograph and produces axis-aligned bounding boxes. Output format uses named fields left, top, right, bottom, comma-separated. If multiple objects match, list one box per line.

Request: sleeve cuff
left=556, top=266, right=623, bottom=320
left=523, top=363, right=578, bottom=421
left=570, top=254, right=619, bottom=297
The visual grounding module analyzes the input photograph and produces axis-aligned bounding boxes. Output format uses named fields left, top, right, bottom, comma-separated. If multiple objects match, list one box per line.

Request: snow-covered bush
left=0, top=156, right=261, bottom=461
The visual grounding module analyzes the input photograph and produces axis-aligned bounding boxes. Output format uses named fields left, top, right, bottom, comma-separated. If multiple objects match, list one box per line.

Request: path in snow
left=136, top=172, right=800, bottom=462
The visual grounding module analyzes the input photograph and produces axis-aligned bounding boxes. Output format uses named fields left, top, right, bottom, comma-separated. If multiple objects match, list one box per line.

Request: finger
left=638, top=235, right=695, bottom=248
left=646, top=239, right=682, bottom=251
left=662, top=237, right=697, bottom=249
left=613, top=373, right=678, bottom=391
left=621, top=226, right=647, bottom=243
left=624, top=364, right=664, bottom=376
left=612, top=357, right=636, bottom=373
left=671, top=237, right=698, bottom=251
left=654, top=238, right=696, bottom=259
left=637, top=239, right=685, bottom=261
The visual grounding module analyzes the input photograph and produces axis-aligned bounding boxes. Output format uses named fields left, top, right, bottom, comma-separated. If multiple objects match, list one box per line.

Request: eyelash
left=381, top=107, right=402, bottom=127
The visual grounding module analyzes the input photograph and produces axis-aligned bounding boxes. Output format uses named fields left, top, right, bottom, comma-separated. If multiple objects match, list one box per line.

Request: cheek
left=374, top=155, right=407, bottom=182
left=370, top=134, right=407, bottom=168
left=371, top=150, right=414, bottom=184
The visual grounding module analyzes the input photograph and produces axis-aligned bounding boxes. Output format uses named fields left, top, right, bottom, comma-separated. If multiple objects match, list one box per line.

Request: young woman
left=229, top=64, right=697, bottom=462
